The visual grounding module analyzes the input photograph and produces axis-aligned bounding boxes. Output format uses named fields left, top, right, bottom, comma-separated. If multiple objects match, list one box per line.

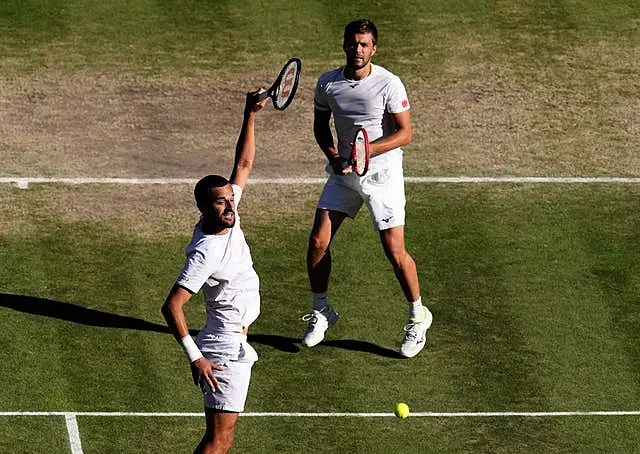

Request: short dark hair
left=344, top=19, right=378, bottom=45
left=194, top=174, right=230, bottom=212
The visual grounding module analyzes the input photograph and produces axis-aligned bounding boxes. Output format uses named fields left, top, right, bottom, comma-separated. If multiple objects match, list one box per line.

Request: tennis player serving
left=162, top=88, right=268, bottom=454
left=301, top=19, right=433, bottom=358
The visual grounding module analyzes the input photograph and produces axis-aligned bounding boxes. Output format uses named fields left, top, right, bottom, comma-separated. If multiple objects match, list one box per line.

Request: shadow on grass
left=0, top=293, right=400, bottom=357
left=247, top=335, right=402, bottom=358
left=247, top=334, right=301, bottom=353
left=321, top=339, right=403, bottom=359
left=0, top=292, right=177, bottom=333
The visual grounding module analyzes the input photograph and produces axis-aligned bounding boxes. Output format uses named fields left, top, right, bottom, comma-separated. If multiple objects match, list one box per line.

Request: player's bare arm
left=369, top=109, right=412, bottom=157
left=314, top=107, right=350, bottom=175
left=229, top=89, right=268, bottom=190
left=161, top=284, right=223, bottom=391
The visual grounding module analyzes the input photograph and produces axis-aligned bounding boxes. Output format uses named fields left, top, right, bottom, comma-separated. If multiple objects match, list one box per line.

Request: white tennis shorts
left=317, top=164, right=406, bottom=231
left=201, top=340, right=258, bottom=413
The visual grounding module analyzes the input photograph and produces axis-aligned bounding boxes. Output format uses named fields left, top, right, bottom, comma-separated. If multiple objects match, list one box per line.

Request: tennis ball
left=394, top=402, right=409, bottom=419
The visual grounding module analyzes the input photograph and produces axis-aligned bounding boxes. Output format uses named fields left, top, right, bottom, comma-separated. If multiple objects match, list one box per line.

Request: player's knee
left=308, top=233, right=329, bottom=253
left=386, top=247, right=411, bottom=269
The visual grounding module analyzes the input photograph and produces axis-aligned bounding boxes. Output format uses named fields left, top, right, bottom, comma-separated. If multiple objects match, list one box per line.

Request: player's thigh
left=379, top=225, right=408, bottom=260
left=317, top=175, right=363, bottom=219
left=310, top=209, right=349, bottom=242
left=362, top=167, right=406, bottom=231
left=204, top=408, right=239, bottom=430
left=203, top=407, right=239, bottom=438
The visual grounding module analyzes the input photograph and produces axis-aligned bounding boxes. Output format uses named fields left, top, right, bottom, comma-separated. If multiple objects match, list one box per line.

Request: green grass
left=1, top=183, right=640, bottom=452
left=1, top=0, right=638, bottom=76
left=0, top=416, right=71, bottom=453
left=2, top=0, right=640, bottom=452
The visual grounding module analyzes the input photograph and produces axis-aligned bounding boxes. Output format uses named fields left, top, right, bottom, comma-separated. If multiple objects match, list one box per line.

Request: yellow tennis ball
left=394, top=402, right=409, bottom=419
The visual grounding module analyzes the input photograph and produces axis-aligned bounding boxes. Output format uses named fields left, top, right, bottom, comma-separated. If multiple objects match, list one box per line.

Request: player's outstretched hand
left=245, top=88, right=268, bottom=115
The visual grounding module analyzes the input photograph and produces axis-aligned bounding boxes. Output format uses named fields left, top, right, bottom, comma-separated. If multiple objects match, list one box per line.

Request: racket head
left=268, top=57, right=301, bottom=110
left=351, top=127, right=370, bottom=176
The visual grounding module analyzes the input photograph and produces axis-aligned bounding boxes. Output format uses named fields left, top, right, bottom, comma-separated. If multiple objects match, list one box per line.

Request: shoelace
left=403, top=321, right=421, bottom=340
left=301, top=313, right=318, bottom=326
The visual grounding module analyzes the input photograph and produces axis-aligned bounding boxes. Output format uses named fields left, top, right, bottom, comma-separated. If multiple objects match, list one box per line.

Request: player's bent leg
left=307, top=209, right=347, bottom=293
left=379, top=226, right=420, bottom=302
left=195, top=408, right=239, bottom=454
left=379, top=226, right=433, bottom=358
left=303, top=209, right=346, bottom=346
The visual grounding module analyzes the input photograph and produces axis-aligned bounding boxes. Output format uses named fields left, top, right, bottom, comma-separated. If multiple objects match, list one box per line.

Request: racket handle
left=257, top=91, right=270, bottom=101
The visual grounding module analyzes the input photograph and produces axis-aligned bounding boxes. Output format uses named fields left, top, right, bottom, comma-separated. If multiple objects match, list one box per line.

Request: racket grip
left=257, top=91, right=269, bottom=101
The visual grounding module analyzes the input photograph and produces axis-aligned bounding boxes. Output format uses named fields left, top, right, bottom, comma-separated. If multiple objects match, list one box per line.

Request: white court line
left=404, top=176, right=640, bottom=184
left=5, top=411, right=638, bottom=454
left=243, top=410, right=640, bottom=417
left=1, top=176, right=640, bottom=189
left=2, top=410, right=640, bottom=417
left=64, top=413, right=84, bottom=454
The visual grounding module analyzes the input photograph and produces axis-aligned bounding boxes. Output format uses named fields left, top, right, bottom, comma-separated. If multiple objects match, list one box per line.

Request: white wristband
left=180, top=335, right=203, bottom=363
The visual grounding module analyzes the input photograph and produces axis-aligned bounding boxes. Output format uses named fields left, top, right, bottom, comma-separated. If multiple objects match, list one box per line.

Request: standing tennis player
left=161, top=89, right=267, bottom=454
left=301, top=19, right=433, bottom=358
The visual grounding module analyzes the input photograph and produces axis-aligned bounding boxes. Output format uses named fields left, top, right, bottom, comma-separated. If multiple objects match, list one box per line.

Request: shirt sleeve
left=175, top=248, right=217, bottom=294
left=231, top=184, right=243, bottom=206
left=386, top=75, right=410, bottom=113
left=313, top=77, right=331, bottom=111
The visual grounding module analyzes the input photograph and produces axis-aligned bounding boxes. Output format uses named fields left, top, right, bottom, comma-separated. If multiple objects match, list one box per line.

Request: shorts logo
left=381, top=216, right=393, bottom=223
left=402, top=99, right=409, bottom=108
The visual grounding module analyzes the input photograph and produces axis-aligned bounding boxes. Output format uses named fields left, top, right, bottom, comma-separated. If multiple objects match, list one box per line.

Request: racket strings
left=275, top=62, right=300, bottom=109
left=353, top=137, right=367, bottom=174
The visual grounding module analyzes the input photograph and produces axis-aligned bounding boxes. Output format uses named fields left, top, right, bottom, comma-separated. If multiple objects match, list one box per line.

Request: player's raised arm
left=229, top=89, right=268, bottom=190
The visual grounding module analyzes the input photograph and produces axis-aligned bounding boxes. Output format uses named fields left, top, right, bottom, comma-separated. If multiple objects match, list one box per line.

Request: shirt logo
left=402, top=99, right=409, bottom=108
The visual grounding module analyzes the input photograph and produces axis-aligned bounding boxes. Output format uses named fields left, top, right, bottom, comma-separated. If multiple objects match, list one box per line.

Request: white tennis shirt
left=314, top=64, right=411, bottom=171
left=175, top=184, right=260, bottom=352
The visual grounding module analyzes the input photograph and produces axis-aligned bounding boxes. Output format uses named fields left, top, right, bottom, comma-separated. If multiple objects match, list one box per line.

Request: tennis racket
left=351, top=127, right=370, bottom=176
left=258, top=57, right=301, bottom=110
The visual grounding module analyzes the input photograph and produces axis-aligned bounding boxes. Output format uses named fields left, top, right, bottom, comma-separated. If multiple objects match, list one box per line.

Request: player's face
left=343, top=33, right=377, bottom=70
left=203, top=184, right=236, bottom=230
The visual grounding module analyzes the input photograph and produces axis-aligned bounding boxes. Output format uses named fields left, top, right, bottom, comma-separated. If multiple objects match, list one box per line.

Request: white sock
left=312, top=292, right=328, bottom=312
left=408, top=297, right=425, bottom=320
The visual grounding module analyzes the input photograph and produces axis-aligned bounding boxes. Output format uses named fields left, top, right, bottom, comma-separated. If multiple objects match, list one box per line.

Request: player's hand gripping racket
left=258, top=57, right=301, bottom=110
left=350, top=127, right=370, bottom=176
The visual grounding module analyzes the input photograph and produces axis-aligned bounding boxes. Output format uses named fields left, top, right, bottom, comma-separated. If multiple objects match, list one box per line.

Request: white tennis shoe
left=301, top=305, right=339, bottom=347
left=399, top=307, right=433, bottom=358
